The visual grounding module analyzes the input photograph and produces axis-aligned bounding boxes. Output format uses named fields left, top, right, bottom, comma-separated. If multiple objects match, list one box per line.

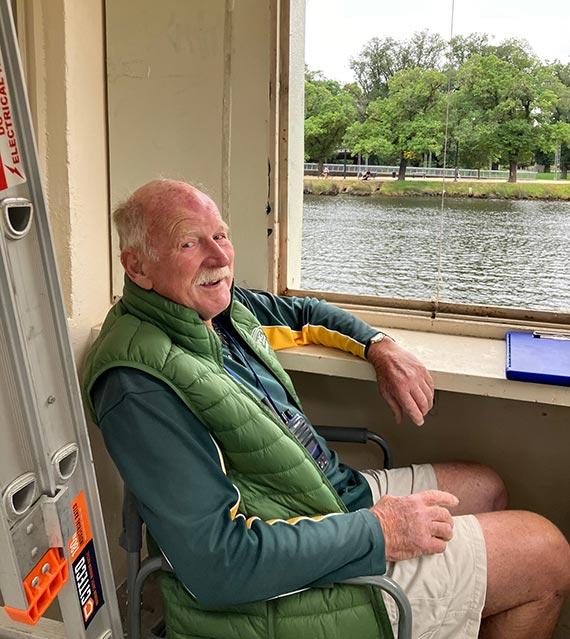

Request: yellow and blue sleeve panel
left=234, top=288, right=378, bottom=359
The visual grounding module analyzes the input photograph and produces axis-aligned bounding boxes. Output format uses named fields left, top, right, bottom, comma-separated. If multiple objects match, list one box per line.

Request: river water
left=301, top=195, right=570, bottom=313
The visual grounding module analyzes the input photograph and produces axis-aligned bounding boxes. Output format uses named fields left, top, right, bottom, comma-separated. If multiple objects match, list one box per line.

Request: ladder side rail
left=0, top=3, right=123, bottom=637
left=0, top=2, right=82, bottom=482
left=0, top=236, right=57, bottom=496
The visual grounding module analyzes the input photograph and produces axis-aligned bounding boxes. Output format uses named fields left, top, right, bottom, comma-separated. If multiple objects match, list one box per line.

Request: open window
left=278, top=0, right=570, bottom=332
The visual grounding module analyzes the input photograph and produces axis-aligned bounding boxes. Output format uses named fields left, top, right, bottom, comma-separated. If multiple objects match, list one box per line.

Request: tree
left=304, top=72, right=357, bottom=173
left=562, top=145, right=570, bottom=180
left=349, top=30, right=447, bottom=103
left=487, top=38, right=537, bottom=69
left=550, top=63, right=570, bottom=179
left=455, top=49, right=559, bottom=182
left=447, top=33, right=490, bottom=68
left=453, top=119, right=499, bottom=176
left=347, top=68, right=448, bottom=180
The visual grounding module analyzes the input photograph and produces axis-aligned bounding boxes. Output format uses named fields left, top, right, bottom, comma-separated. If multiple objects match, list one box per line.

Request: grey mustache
left=194, top=267, right=232, bottom=286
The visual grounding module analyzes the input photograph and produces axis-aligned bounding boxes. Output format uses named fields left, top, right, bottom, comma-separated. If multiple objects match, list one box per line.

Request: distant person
left=361, top=170, right=372, bottom=181
left=322, top=166, right=330, bottom=178
left=454, top=167, right=460, bottom=181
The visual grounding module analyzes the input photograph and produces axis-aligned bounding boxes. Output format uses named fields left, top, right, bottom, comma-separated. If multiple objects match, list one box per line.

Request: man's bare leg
left=478, top=510, right=570, bottom=639
left=433, top=462, right=569, bottom=637
left=433, top=462, right=508, bottom=515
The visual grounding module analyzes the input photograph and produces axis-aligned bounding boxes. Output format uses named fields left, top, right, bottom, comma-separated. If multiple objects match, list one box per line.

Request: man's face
left=134, top=191, right=234, bottom=324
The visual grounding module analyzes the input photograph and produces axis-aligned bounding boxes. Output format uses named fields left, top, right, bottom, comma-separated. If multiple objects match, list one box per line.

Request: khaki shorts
left=361, top=465, right=487, bottom=639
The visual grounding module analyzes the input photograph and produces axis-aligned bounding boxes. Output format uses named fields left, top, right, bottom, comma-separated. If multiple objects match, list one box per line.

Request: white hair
left=112, top=193, right=157, bottom=260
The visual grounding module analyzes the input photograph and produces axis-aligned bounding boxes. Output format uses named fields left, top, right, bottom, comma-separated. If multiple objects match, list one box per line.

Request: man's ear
left=121, top=249, right=153, bottom=290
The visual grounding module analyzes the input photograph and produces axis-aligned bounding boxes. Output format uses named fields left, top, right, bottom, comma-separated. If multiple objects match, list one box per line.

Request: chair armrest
left=127, top=557, right=410, bottom=639
left=128, top=556, right=172, bottom=639
left=314, top=425, right=393, bottom=469
left=339, top=575, right=412, bottom=639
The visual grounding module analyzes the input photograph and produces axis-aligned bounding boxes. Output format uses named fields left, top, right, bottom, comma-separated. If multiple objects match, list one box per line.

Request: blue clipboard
left=505, top=331, right=570, bottom=386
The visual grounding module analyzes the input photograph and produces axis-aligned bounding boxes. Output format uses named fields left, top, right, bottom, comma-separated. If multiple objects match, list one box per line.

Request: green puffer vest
left=83, top=279, right=392, bottom=639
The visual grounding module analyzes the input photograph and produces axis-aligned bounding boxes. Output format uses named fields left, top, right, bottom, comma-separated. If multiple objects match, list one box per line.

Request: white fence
left=304, top=163, right=539, bottom=181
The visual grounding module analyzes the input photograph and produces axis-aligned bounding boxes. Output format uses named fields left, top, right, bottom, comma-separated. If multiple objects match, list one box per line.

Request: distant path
left=310, top=175, right=566, bottom=184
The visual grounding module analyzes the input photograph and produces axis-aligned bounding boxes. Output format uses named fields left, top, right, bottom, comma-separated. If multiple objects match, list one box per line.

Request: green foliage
left=304, top=76, right=357, bottom=165
left=348, top=30, right=447, bottom=102
left=347, top=68, right=447, bottom=178
left=486, top=38, right=538, bottom=70
left=454, top=52, right=564, bottom=179
left=305, top=30, right=570, bottom=182
left=447, top=33, right=490, bottom=67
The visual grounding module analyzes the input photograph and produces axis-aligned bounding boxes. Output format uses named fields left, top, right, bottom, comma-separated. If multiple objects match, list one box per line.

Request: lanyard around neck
left=213, top=320, right=330, bottom=472
left=214, top=321, right=283, bottom=419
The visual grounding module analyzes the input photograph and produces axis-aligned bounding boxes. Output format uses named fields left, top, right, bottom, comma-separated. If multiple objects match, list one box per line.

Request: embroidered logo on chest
left=251, top=326, right=270, bottom=351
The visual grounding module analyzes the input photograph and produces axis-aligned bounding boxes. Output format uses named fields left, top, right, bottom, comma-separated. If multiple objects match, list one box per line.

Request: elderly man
left=83, top=179, right=569, bottom=639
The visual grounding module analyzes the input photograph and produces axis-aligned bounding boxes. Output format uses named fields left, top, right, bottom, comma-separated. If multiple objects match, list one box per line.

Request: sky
left=305, top=0, right=570, bottom=85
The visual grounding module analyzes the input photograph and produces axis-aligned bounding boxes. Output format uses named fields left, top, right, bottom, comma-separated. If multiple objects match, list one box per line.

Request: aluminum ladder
left=0, top=2, right=123, bottom=637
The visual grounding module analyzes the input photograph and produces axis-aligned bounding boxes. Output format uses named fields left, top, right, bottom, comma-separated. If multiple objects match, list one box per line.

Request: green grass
left=303, top=177, right=570, bottom=200
left=534, top=172, right=566, bottom=181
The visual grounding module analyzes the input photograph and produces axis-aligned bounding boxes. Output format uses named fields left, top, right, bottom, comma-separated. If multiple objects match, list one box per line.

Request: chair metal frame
left=120, top=426, right=412, bottom=639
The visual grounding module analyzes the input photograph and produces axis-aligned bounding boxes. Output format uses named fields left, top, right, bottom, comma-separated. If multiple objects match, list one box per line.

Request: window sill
left=276, top=328, right=570, bottom=408
left=90, top=319, right=570, bottom=407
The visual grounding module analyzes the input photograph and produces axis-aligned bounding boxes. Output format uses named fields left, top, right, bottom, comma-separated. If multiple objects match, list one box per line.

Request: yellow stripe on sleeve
left=262, top=324, right=366, bottom=358
left=211, top=436, right=244, bottom=521
left=210, top=437, right=228, bottom=474
left=266, top=512, right=339, bottom=526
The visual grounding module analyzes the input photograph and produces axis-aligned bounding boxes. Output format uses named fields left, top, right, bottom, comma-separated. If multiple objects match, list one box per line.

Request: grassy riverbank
left=303, top=176, right=570, bottom=200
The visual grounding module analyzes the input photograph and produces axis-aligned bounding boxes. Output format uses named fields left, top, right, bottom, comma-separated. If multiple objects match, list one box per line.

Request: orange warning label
left=0, top=49, right=26, bottom=191
left=68, top=491, right=93, bottom=561
left=68, top=491, right=104, bottom=628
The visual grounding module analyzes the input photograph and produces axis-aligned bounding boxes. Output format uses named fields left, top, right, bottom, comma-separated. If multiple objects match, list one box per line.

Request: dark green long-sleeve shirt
left=92, top=288, right=388, bottom=606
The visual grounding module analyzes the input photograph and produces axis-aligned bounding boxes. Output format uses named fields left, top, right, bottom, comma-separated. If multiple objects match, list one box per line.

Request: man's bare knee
left=478, top=464, right=508, bottom=511
left=434, top=462, right=507, bottom=514
left=529, top=514, right=570, bottom=596
left=480, top=510, right=570, bottom=619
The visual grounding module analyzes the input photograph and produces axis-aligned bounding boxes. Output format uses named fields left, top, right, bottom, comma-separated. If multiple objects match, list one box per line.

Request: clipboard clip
left=532, top=330, right=570, bottom=340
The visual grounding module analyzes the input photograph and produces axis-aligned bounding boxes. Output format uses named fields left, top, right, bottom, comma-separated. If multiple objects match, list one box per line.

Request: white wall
left=18, top=0, right=111, bottom=356
left=106, top=0, right=274, bottom=297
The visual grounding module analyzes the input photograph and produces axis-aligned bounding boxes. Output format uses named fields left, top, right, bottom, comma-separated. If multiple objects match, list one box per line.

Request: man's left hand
left=367, top=338, right=434, bottom=426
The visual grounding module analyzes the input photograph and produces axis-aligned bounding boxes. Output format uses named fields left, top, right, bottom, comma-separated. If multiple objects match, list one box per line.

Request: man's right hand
left=370, top=490, right=459, bottom=562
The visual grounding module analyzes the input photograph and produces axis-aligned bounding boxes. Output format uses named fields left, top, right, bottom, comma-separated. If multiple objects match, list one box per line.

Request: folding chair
left=119, top=426, right=411, bottom=639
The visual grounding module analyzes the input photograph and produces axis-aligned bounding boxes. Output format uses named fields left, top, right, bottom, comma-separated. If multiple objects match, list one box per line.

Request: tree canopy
left=305, top=31, right=570, bottom=181
left=304, top=70, right=357, bottom=171
left=346, top=68, right=448, bottom=179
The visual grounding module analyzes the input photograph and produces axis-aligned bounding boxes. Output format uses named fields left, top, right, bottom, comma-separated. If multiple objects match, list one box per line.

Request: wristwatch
left=365, top=331, right=391, bottom=357
left=369, top=332, right=387, bottom=345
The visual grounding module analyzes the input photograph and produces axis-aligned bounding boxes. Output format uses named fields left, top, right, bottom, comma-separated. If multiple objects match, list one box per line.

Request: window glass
left=301, top=0, right=570, bottom=315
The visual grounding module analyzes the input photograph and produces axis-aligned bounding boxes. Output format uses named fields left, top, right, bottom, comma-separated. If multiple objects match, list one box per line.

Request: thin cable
left=433, top=0, right=455, bottom=318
